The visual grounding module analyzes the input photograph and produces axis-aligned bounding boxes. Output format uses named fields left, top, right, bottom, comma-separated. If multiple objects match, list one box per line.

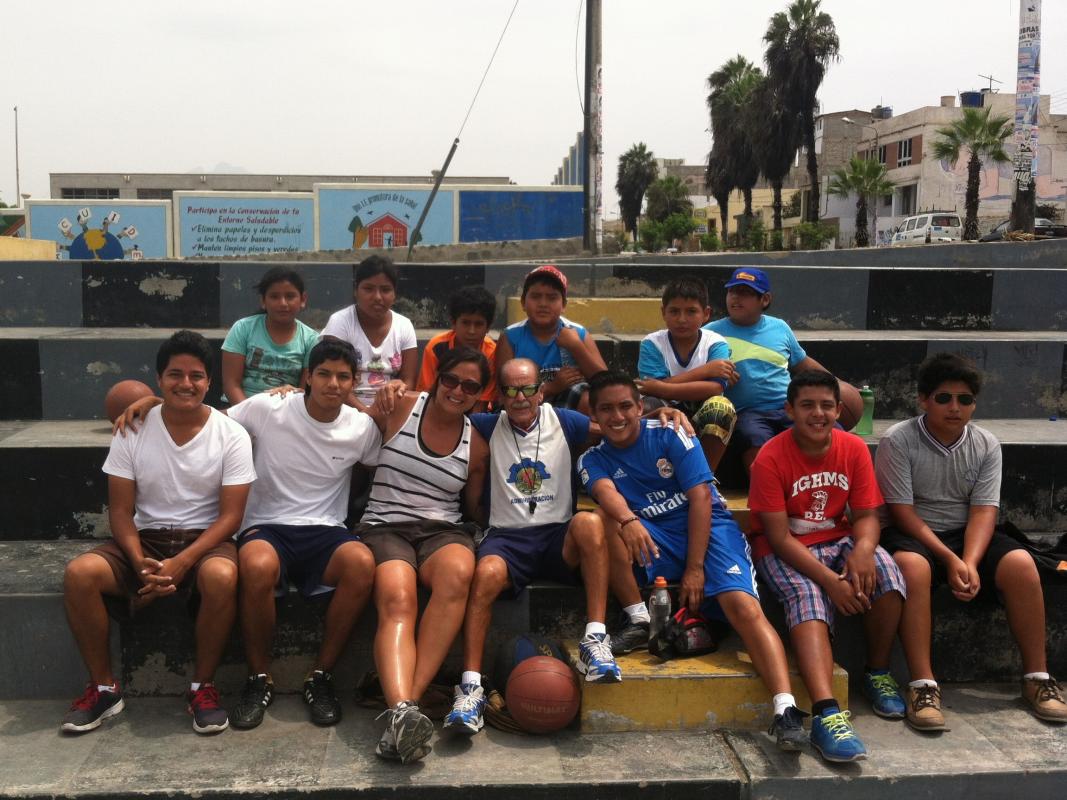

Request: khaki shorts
left=89, top=528, right=237, bottom=607
left=354, top=519, right=477, bottom=570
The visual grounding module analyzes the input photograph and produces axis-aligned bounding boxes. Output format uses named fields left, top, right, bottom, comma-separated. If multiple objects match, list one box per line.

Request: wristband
left=619, top=516, right=640, bottom=528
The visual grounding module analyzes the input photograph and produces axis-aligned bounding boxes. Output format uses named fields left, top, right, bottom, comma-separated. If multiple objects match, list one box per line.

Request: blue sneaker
left=810, top=709, right=868, bottom=763
left=576, top=633, right=622, bottom=683
left=443, top=683, right=486, bottom=735
left=863, top=670, right=906, bottom=719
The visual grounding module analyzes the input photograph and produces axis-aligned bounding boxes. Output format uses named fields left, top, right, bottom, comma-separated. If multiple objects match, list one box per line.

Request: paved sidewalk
left=1, top=684, right=1064, bottom=799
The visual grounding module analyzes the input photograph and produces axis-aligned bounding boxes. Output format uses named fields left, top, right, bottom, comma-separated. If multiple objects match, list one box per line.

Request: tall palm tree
left=747, top=79, right=799, bottom=233
left=707, top=56, right=763, bottom=224
left=644, top=176, right=693, bottom=222
left=932, top=106, right=1012, bottom=241
left=827, top=156, right=895, bottom=247
left=706, top=153, right=732, bottom=244
left=615, top=143, right=658, bottom=244
left=764, top=0, right=840, bottom=223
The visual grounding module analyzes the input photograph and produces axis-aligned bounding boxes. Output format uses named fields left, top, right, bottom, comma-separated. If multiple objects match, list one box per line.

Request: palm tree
left=706, top=153, right=733, bottom=245
left=747, top=79, right=799, bottom=233
left=644, top=176, right=693, bottom=222
left=707, top=56, right=763, bottom=225
left=615, top=143, right=658, bottom=245
left=827, top=156, right=895, bottom=247
left=932, top=106, right=1012, bottom=240
left=764, top=0, right=840, bottom=223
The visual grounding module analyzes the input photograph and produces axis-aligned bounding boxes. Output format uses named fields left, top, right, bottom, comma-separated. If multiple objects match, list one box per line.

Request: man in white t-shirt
left=227, top=338, right=382, bottom=729
left=61, top=331, right=255, bottom=736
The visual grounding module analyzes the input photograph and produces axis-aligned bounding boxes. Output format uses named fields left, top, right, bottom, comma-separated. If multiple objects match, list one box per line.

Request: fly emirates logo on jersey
left=640, top=489, right=688, bottom=518
left=790, top=471, right=849, bottom=522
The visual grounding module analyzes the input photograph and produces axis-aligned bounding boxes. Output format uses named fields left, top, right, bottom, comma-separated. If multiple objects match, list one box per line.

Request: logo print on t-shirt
left=657, top=458, right=674, bottom=479
left=508, top=459, right=551, bottom=496
left=805, top=489, right=829, bottom=521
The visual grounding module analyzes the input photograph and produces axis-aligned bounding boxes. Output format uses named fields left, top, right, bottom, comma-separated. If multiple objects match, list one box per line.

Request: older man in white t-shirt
left=61, top=331, right=255, bottom=736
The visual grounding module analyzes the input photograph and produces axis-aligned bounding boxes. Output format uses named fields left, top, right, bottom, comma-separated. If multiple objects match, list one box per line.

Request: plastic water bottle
left=854, top=385, right=875, bottom=436
left=649, top=576, right=672, bottom=639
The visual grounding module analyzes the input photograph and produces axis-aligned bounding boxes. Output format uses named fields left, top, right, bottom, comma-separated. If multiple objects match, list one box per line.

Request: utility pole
left=1010, top=1, right=1040, bottom=233
left=13, top=105, right=20, bottom=204
left=582, top=0, right=602, bottom=254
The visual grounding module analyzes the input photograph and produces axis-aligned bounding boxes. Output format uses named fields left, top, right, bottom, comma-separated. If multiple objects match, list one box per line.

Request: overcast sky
left=2, top=0, right=1064, bottom=212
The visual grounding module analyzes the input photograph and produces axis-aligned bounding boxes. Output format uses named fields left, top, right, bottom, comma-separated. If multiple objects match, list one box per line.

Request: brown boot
left=906, top=683, right=949, bottom=731
left=1022, top=677, right=1067, bottom=723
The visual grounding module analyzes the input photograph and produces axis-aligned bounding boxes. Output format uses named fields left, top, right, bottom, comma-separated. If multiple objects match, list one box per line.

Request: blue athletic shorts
left=636, top=516, right=759, bottom=621
left=237, top=523, right=363, bottom=598
left=734, top=408, right=793, bottom=450
left=477, top=520, right=580, bottom=596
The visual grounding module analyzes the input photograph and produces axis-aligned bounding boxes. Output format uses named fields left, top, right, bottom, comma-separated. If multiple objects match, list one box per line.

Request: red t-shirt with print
left=747, top=429, right=884, bottom=561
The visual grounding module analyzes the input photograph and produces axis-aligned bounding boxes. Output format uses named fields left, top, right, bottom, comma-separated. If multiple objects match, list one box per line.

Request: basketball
left=104, top=380, right=155, bottom=423
left=837, top=380, right=863, bottom=431
left=505, top=655, right=580, bottom=734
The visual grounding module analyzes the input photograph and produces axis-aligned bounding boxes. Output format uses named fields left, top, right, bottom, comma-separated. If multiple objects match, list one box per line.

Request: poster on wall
left=175, top=192, right=314, bottom=258
left=458, top=189, right=583, bottom=243
left=316, top=185, right=455, bottom=251
left=26, top=200, right=171, bottom=259
left=1013, top=0, right=1041, bottom=188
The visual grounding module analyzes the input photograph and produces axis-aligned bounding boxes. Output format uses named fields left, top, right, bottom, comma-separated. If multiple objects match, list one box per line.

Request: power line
left=574, top=0, right=585, bottom=114
left=456, top=0, right=520, bottom=140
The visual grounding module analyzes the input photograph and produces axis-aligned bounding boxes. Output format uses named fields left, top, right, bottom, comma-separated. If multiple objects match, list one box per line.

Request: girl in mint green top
left=221, top=267, right=319, bottom=402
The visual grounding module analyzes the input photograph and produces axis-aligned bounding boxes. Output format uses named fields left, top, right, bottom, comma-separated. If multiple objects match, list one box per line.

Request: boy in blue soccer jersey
left=577, top=369, right=807, bottom=752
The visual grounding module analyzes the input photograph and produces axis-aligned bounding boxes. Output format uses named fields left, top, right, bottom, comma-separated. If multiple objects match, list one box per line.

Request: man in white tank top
left=443, top=358, right=620, bottom=736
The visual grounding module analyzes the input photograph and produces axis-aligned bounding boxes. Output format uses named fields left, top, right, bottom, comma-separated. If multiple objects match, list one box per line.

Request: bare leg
left=717, top=591, right=793, bottom=695
left=411, top=544, right=475, bottom=701
left=742, top=447, right=759, bottom=474
left=996, top=550, right=1047, bottom=674
left=862, top=590, right=903, bottom=671
left=373, top=560, right=419, bottom=707
left=63, top=553, right=123, bottom=685
left=238, top=539, right=281, bottom=675
left=598, top=509, right=642, bottom=607
left=700, top=435, right=728, bottom=474
left=194, top=557, right=238, bottom=683
left=317, top=541, right=376, bottom=671
left=561, top=512, right=608, bottom=623
left=790, top=620, right=837, bottom=703
left=462, top=556, right=510, bottom=674
left=894, top=551, right=934, bottom=680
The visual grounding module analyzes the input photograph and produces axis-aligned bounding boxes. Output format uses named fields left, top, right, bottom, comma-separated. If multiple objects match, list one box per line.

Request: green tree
left=615, top=143, right=659, bottom=244
left=826, top=156, right=895, bottom=247
left=764, top=0, right=840, bottom=223
left=644, top=176, right=693, bottom=222
left=931, top=106, right=1012, bottom=240
left=707, top=56, right=763, bottom=225
left=661, top=212, right=697, bottom=247
left=638, top=219, right=665, bottom=252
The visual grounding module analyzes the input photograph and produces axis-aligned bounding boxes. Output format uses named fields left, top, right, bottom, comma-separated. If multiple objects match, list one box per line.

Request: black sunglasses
left=439, top=372, right=482, bottom=396
left=502, top=384, right=540, bottom=398
left=932, top=392, right=975, bottom=406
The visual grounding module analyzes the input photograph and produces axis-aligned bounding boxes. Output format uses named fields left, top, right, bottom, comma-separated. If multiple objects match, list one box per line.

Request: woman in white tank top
left=357, top=348, right=490, bottom=763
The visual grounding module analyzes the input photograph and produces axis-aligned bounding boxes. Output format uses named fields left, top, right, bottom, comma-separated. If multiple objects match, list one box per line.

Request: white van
left=890, top=212, right=963, bottom=246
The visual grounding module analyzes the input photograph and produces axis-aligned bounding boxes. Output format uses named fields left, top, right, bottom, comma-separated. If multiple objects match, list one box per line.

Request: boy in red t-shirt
left=748, top=371, right=906, bottom=764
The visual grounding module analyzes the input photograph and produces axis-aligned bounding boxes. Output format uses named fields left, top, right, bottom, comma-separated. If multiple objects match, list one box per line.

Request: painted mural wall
left=458, top=189, right=583, bottom=242
left=316, top=185, right=455, bottom=251
left=25, top=200, right=171, bottom=260
left=175, top=192, right=314, bottom=258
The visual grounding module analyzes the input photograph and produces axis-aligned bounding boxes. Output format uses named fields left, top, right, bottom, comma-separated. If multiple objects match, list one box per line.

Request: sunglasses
left=439, top=372, right=482, bottom=396
left=932, top=392, right=975, bottom=406
left=502, top=384, right=540, bottom=399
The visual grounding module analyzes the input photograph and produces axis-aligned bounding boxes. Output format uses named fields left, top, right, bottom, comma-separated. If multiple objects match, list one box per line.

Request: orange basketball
left=505, top=655, right=580, bottom=734
left=104, top=380, right=155, bottom=423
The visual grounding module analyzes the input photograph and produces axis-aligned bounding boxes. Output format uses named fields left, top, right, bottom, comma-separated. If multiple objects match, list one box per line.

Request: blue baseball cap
left=724, top=267, right=770, bottom=294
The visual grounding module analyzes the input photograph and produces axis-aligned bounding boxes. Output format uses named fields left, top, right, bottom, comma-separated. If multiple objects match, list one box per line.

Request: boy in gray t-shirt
left=875, top=353, right=1066, bottom=729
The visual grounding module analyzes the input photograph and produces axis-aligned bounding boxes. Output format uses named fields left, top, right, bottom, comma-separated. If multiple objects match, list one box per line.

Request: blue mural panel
left=317, top=187, right=455, bottom=250
left=177, top=194, right=314, bottom=258
left=27, top=202, right=170, bottom=260
left=459, top=190, right=583, bottom=243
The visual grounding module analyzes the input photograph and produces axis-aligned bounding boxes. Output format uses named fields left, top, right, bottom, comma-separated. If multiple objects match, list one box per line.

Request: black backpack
left=649, top=607, right=718, bottom=661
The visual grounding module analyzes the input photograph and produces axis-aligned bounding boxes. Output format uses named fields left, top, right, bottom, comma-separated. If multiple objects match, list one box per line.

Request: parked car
left=980, top=218, right=1067, bottom=242
left=890, top=213, right=963, bottom=246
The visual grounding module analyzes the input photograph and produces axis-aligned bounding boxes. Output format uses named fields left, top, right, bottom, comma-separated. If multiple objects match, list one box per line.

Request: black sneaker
left=187, top=683, right=229, bottom=734
left=610, top=616, right=650, bottom=656
left=768, top=705, right=809, bottom=752
left=304, top=670, right=342, bottom=726
left=61, top=683, right=125, bottom=733
left=231, top=674, right=274, bottom=730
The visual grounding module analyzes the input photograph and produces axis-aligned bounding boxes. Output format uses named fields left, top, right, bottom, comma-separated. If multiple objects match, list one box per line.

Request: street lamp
left=842, top=116, right=882, bottom=245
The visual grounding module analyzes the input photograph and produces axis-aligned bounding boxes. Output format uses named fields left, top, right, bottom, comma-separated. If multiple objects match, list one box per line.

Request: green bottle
left=855, top=385, right=875, bottom=436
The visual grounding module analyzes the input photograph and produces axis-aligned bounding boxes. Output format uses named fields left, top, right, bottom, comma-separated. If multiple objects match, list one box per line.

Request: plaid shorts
left=755, top=537, right=906, bottom=631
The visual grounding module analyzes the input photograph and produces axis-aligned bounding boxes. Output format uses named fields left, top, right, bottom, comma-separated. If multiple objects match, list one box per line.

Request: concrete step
left=3, top=326, right=1066, bottom=420
left=5, top=419, right=1063, bottom=541
left=573, top=646, right=847, bottom=734
left=2, top=685, right=1065, bottom=799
